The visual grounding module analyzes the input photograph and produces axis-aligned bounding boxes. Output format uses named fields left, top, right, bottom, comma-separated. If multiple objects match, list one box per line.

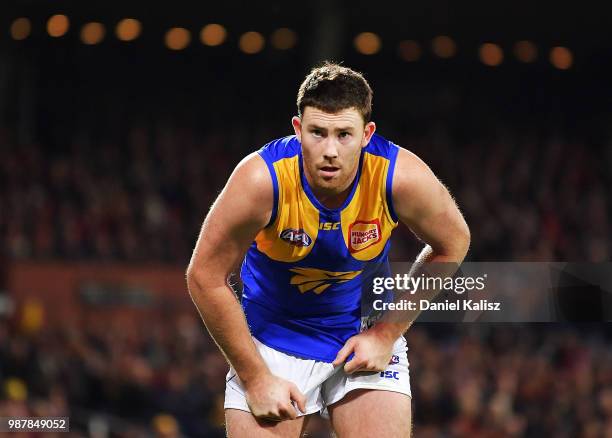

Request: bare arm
left=392, top=147, right=470, bottom=262
left=334, top=146, right=470, bottom=371
left=370, top=147, right=471, bottom=339
left=186, top=152, right=305, bottom=419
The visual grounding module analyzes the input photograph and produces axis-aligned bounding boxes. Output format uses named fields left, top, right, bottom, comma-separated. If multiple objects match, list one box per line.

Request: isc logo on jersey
left=319, top=222, right=340, bottom=230
left=349, top=220, right=381, bottom=253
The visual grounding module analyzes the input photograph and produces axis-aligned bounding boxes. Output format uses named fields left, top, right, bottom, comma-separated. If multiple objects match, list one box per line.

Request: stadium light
left=81, top=22, right=105, bottom=45
left=550, top=46, right=573, bottom=70
left=431, top=35, right=456, bottom=58
left=270, top=28, right=297, bottom=50
left=200, top=24, right=227, bottom=46
left=354, top=32, right=381, bottom=55
left=239, top=31, right=265, bottom=54
left=47, top=14, right=69, bottom=38
left=479, top=43, right=503, bottom=66
left=398, top=40, right=421, bottom=62
left=513, top=40, right=538, bottom=63
left=10, top=17, right=31, bottom=40
left=165, top=27, right=191, bottom=50
left=116, top=18, right=142, bottom=42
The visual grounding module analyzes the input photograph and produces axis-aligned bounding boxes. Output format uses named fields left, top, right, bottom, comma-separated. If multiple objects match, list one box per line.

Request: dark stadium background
left=1, top=0, right=611, bottom=436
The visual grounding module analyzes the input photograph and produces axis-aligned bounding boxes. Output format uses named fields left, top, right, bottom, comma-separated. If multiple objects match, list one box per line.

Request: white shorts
left=224, top=337, right=411, bottom=418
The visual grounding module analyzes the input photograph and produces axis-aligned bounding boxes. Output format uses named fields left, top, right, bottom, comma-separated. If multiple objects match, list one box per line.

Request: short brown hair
left=296, top=62, right=373, bottom=123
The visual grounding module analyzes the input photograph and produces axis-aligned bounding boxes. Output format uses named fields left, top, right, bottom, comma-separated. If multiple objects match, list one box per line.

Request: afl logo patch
left=349, top=219, right=381, bottom=253
left=389, top=355, right=400, bottom=365
left=280, top=229, right=312, bottom=247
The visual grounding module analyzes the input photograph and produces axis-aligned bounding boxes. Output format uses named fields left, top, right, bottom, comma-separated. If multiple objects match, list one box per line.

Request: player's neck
left=309, top=167, right=359, bottom=210
left=311, top=186, right=351, bottom=210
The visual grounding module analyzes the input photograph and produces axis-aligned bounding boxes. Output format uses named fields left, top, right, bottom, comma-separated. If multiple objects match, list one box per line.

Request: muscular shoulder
left=391, top=147, right=449, bottom=222
left=232, top=152, right=272, bottom=194
left=391, top=146, right=470, bottom=257
left=219, top=152, right=273, bottom=230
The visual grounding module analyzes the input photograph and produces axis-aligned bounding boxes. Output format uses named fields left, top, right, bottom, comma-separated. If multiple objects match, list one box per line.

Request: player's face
left=292, top=107, right=376, bottom=196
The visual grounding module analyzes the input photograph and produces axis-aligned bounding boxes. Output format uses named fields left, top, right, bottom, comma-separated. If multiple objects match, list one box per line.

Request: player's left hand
left=332, top=330, right=395, bottom=374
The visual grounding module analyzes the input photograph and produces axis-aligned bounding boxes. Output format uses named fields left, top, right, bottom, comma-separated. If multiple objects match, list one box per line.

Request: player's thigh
left=328, top=389, right=412, bottom=438
left=225, top=408, right=309, bottom=438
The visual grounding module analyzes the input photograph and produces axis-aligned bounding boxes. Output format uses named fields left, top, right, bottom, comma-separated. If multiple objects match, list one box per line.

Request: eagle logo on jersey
left=280, top=228, right=312, bottom=247
left=348, top=220, right=381, bottom=253
left=289, top=267, right=362, bottom=294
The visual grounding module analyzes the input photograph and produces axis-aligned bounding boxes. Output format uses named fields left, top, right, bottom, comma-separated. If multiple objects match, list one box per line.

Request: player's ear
left=361, top=121, right=376, bottom=148
left=291, top=116, right=302, bottom=142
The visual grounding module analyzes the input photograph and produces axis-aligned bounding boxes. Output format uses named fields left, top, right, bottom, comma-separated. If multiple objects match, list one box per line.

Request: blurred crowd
left=2, top=314, right=612, bottom=437
left=393, top=124, right=611, bottom=263
left=1, top=114, right=610, bottom=265
left=410, top=324, right=612, bottom=438
left=0, top=313, right=228, bottom=437
left=1, top=68, right=611, bottom=438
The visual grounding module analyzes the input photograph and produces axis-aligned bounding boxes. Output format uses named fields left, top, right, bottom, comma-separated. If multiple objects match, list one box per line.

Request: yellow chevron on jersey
left=289, top=267, right=362, bottom=294
left=254, top=154, right=319, bottom=262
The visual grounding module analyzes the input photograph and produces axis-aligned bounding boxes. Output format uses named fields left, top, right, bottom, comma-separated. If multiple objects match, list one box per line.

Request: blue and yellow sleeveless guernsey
left=241, top=133, right=400, bottom=362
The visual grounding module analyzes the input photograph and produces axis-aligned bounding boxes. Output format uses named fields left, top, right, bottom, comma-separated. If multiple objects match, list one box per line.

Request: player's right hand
left=244, top=372, right=306, bottom=421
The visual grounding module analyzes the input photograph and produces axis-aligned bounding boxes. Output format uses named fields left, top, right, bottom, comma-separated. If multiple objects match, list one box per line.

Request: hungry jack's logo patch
left=349, top=219, right=381, bottom=253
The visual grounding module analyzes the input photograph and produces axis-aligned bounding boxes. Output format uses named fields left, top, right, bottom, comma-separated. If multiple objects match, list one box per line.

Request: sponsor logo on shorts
left=348, top=220, right=381, bottom=253
left=289, top=267, right=362, bottom=294
left=389, top=355, right=400, bottom=365
left=280, top=228, right=312, bottom=247
left=380, top=370, right=400, bottom=380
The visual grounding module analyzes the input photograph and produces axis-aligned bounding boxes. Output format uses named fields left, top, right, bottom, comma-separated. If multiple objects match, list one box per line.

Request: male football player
left=187, top=63, right=470, bottom=437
